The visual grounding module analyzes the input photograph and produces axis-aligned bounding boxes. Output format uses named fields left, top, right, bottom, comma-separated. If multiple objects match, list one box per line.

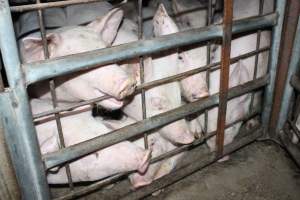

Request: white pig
left=173, top=0, right=272, bottom=151
left=31, top=98, right=151, bottom=184
left=114, top=5, right=195, bottom=144
left=103, top=116, right=184, bottom=188
left=172, top=0, right=208, bottom=29
left=20, top=8, right=137, bottom=110
left=199, top=61, right=252, bottom=157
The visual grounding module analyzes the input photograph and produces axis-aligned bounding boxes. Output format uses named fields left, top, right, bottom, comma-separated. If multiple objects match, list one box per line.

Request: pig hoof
left=152, top=189, right=164, bottom=196
left=218, top=155, right=230, bottom=162
left=190, top=125, right=203, bottom=139
left=245, top=119, right=259, bottom=130
left=195, top=132, right=203, bottom=139
left=138, top=149, right=152, bottom=173
left=118, top=78, right=137, bottom=99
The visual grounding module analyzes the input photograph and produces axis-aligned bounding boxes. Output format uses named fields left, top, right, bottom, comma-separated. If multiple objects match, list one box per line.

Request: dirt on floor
left=51, top=141, right=300, bottom=200
left=145, top=141, right=300, bottom=200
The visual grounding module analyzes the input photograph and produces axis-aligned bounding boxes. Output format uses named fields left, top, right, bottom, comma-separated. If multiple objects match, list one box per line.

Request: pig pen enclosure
left=0, top=0, right=300, bottom=199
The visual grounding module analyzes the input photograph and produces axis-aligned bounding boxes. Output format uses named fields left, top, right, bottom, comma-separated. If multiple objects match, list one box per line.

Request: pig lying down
left=20, top=8, right=136, bottom=110
left=31, top=98, right=151, bottom=184
left=103, top=115, right=184, bottom=188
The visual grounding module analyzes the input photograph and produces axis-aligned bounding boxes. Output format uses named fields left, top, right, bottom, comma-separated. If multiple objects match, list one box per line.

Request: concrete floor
left=145, top=141, right=300, bottom=200
left=51, top=141, right=300, bottom=200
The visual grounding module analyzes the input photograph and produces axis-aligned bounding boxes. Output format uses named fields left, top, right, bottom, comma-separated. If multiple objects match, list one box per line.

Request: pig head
left=21, top=8, right=136, bottom=110
left=113, top=5, right=195, bottom=144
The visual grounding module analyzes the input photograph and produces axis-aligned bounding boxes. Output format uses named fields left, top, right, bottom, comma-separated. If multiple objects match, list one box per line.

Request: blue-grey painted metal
left=24, top=13, right=277, bottom=85
left=277, top=15, right=300, bottom=131
left=0, top=0, right=51, bottom=199
left=262, top=0, right=286, bottom=133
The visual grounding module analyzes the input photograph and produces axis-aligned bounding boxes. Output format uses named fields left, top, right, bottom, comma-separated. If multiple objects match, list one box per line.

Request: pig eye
left=178, top=55, right=183, bottom=60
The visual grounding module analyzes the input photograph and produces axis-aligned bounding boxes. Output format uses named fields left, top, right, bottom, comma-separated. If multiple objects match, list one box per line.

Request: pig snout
left=181, top=74, right=209, bottom=102
left=161, top=120, right=195, bottom=144
left=97, top=97, right=124, bottom=110
left=116, top=77, right=137, bottom=100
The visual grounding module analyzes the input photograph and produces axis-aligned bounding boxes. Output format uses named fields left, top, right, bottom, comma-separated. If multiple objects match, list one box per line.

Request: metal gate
left=0, top=0, right=287, bottom=199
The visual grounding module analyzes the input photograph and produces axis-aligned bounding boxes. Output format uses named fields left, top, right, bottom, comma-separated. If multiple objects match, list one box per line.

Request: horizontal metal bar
left=120, top=127, right=263, bottom=200
left=24, top=13, right=277, bottom=85
left=33, top=46, right=270, bottom=120
left=43, top=75, right=269, bottom=169
left=290, top=75, right=300, bottom=93
left=54, top=110, right=261, bottom=200
left=10, top=0, right=105, bottom=12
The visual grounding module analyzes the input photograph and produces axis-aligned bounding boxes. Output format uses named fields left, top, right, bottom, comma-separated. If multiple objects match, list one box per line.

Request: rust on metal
left=215, top=0, right=233, bottom=157
left=269, top=0, right=300, bottom=133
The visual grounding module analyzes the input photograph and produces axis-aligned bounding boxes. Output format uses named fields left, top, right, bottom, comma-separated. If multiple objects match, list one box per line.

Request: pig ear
left=229, top=60, right=250, bottom=88
left=22, top=33, right=61, bottom=50
left=87, top=8, right=124, bottom=45
left=153, top=4, right=179, bottom=37
left=21, top=33, right=61, bottom=61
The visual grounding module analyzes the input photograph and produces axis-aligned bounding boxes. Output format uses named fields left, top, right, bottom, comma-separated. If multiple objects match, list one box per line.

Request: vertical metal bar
left=269, top=0, right=300, bottom=132
left=276, top=14, right=300, bottom=131
left=262, top=0, right=286, bottom=135
left=204, top=0, right=213, bottom=135
left=137, top=0, right=148, bottom=149
left=215, top=0, right=233, bottom=157
left=249, top=0, right=264, bottom=112
left=35, top=0, right=74, bottom=189
left=0, top=0, right=51, bottom=199
left=0, top=60, right=21, bottom=200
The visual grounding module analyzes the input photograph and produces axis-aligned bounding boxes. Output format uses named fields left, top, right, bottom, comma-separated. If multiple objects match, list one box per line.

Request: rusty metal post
left=269, top=0, right=300, bottom=133
left=215, top=0, right=233, bottom=157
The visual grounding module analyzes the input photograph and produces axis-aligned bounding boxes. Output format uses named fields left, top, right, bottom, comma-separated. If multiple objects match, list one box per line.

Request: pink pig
left=103, top=116, right=184, bottom=188
left=31, top=98, right=151, bottom=184
left=113, top=5, right=195, bottom=144
left=20, top=8, right=136, bottom=110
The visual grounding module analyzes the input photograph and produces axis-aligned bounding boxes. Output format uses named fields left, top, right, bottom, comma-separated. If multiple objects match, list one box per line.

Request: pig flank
left=31, top=99, right=151, bottom=184
left=20, top=8, right=136, bottom=110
